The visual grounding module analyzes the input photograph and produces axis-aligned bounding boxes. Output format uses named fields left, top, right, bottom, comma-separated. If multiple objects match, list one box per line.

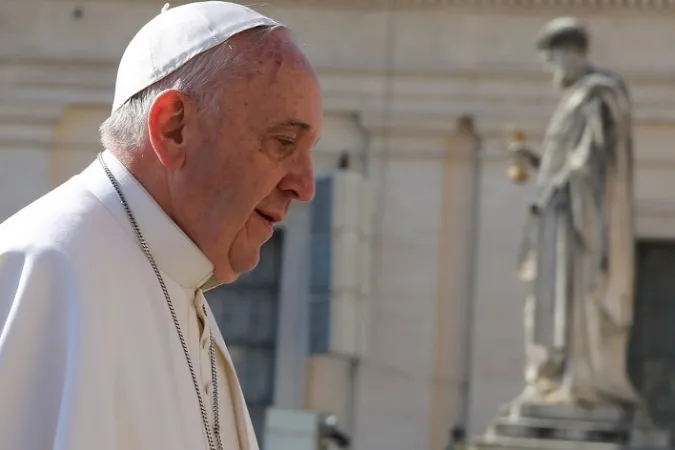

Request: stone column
left=430, top=115, right=482, bottom=450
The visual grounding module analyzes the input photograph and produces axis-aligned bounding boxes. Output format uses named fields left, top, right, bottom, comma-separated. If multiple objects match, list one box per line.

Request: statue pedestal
left=469, top=403, right=672, bottom=450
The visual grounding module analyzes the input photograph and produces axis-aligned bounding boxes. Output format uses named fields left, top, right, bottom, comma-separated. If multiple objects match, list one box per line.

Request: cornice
left=5, top=57, right=675, bottom=85
left=245, top=0, right=675, bottom=11
left=0, top=101, right=65, bottom=124
left=68, top=0, right=675, bottom=11
left=6, top=57, right=675, bottom=95
left=0, top=122, right=56, bottom=151
left=638, top=200, right=675, bottom=218
left=4, top=57, right=675, bottom=140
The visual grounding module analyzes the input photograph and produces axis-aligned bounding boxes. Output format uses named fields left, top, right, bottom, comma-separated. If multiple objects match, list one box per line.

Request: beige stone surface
left=3, top=2, right=675, bottom=450
left=0, top=148, right=51, bottom=217
left=305, top=355, right=355, bottom=431
left=51, top=104, right=109, bottom=187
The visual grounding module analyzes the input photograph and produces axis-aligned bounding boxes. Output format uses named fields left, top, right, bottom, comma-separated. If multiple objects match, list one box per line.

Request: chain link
left=98, top=153, right=224, bottom=450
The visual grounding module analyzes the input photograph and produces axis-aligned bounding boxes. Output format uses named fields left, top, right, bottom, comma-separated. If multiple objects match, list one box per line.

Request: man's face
left=166, top=30, right=323, bottom=282
left=539, top=47, right=585, bottom=88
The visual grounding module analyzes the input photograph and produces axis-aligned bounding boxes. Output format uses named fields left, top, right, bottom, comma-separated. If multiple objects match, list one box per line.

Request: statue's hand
left=506, top=146, right=541, bottom=185
left=507, top=160, right=531, bottom=184
left=509, top=146, right=541, bottom=169
left=504, top=127, right=540, bottom=183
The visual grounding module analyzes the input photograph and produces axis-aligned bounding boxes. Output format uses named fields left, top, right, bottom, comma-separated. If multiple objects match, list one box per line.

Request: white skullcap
left=111, top=1, right=280, bottom=113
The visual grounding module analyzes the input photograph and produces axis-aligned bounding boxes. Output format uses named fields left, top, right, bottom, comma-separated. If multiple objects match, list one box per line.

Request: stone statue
left=506, top=17, right=640, bottom=409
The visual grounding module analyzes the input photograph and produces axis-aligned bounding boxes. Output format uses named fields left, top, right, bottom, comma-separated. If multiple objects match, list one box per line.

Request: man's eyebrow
left=273, top=120, right=312, bottom=131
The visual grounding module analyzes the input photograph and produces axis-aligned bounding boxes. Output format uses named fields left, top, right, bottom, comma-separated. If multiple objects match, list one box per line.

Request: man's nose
left=280, top=155, right=315, bottom=202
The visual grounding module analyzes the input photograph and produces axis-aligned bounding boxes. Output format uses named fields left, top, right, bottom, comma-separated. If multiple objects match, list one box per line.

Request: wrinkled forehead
left=229, top=31, right=323, bottom=136
left=264, top=64, right=324, bottom=138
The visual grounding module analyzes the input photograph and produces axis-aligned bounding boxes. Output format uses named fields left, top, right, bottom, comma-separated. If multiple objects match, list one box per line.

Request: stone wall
left=3, top=2, right=675, bottom=450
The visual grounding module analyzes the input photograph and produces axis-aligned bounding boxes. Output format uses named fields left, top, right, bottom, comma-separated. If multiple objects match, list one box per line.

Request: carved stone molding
left=638, top=200, right=675, bottom=218
left=4, top=57, right=675, bottom=161
left=73, top=0, right=675, bottom=10
left=5, top=58, right=675, bottom=135
left=637, top=200, right=675, bottom=239
left=258, top=0, right=675, bottom=10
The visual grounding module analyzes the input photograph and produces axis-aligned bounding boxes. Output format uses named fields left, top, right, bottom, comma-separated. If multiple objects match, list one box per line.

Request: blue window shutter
left=204, top=230, right=284, bottom=446
left=309, top=175, right=333, bottom=354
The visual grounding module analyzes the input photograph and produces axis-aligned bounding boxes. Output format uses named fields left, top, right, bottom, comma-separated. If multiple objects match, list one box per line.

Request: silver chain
left=98, top=153, right=224, bottom=450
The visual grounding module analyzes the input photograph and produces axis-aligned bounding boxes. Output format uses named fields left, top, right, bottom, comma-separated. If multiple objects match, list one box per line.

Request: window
left=205, top=230, right=285, bottom=445
left=309, top=176, right=332, bottom=354
left=629, top=240, right=675, bottom=436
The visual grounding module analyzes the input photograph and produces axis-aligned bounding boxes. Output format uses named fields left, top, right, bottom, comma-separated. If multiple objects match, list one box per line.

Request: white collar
left=80, top=150, right=215, bottom=290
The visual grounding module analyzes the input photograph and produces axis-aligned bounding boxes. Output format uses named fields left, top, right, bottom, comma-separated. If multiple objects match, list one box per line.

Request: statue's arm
left=566, top=96, right=607, bottom=173
left=537, top=94, right=608, bottom=206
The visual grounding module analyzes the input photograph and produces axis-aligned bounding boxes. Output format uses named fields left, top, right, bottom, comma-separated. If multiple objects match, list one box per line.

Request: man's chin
left=211, top=268, right=240, bottom=285
left=228, top=251, right=262, bottom=277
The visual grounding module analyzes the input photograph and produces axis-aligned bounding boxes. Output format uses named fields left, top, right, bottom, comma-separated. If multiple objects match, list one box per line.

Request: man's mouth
left=256, top=209, right=278, bottom=224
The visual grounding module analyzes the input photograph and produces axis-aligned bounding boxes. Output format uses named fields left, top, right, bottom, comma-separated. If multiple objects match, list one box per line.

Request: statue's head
left=535, top=17, right=590, bottom=89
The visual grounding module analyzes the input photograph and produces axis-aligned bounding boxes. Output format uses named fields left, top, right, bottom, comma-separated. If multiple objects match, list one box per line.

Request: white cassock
left=0, top=150, right=257, bottom=450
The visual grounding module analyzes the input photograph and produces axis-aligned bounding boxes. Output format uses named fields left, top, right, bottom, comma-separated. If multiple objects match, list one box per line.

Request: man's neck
left=108, top=147, right=176, bottom=220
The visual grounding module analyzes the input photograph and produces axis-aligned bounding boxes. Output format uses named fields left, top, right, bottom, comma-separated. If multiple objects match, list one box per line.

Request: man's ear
left=147, top=90, right=199, bottom=170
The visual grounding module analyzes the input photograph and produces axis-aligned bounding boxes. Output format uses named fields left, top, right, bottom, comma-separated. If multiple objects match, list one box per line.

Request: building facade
left=3, top=1, right=675, bottom=450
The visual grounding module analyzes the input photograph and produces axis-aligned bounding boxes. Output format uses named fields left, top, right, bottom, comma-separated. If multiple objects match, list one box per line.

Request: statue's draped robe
left=519, top=69, right=638, bottom=405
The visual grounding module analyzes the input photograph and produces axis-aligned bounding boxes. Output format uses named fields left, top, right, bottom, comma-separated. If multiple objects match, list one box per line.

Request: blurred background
left=2, top=1, right=675, bottom=450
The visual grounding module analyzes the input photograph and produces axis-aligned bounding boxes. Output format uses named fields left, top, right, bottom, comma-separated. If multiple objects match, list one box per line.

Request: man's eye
left=276, top=138, right=295, bottom=149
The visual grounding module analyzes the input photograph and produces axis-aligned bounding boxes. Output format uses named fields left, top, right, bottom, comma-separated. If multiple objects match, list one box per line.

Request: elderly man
left=0, top=2, right=322, bottom=450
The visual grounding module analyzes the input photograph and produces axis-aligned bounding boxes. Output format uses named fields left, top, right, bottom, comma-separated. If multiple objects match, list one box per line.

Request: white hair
left=99, top=25, right=281, bottom=152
